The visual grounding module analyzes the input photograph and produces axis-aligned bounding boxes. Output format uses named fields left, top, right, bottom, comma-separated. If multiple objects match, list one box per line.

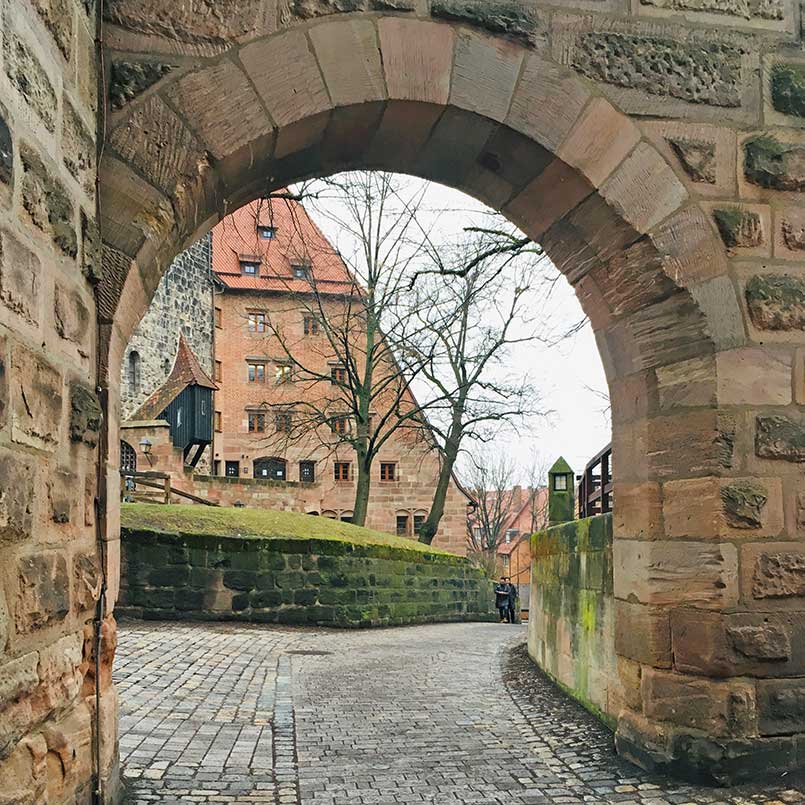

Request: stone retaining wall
left=528, top=514, right=619, bottom=726
left=119, top=528, right=496, bottom=627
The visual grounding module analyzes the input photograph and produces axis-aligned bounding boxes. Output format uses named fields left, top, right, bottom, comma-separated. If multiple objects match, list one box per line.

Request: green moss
left=122, top=503, right=455, bottom=559
left=712, top=206, right=747, bottom=248
left=744, top=135, right=805, bottom=192
left=771, top=64, right=805, bottom=118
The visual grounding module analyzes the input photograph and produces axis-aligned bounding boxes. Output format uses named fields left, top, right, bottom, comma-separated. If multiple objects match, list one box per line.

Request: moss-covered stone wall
left=119, top=528, right=496, bottom=627
left=527, top=514, right=619, bottom=727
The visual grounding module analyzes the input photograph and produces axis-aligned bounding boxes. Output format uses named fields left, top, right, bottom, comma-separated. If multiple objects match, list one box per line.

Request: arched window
left=321, top=510, right=337, bottom=520
left=340, top=510, right=354, bottom=524
left=120, top=441, right=137, bottom=473
left=128, top=351, right=141, bottom=394
left=253, top=457, right=287, bottom=481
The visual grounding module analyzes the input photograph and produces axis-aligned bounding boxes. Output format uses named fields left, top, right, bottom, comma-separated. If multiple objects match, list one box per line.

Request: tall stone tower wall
left=120, top=233, right=214, bottom=419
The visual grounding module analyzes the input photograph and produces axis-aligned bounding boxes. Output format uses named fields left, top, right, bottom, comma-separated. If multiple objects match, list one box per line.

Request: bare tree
left=407, top=225, right=552, bottom=544
left=463, top=453, right=520, bottom=561
left=238, top=173, right=444, bottom=527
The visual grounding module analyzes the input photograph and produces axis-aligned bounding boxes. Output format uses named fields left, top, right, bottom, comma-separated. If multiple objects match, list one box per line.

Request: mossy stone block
left=223, top=569, right=257, bottom=591
left=771, top=64, right=805, bottom=118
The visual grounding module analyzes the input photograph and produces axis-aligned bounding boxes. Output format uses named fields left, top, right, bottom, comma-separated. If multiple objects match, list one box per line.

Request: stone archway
left=2, top=0, right=805, bottom=800
left=94, top=4, right=805, bottom=788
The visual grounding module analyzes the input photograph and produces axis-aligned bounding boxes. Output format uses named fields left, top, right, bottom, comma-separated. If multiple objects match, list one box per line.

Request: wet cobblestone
left=116, top=620, right=805, bottom=804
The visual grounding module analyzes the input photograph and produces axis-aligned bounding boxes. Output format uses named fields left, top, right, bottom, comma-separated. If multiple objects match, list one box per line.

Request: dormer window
left=291, top=260, right=311, bottom=280
left=240, top=259, right=260, bottom=276
left=257, top=225, right=276, bottom=240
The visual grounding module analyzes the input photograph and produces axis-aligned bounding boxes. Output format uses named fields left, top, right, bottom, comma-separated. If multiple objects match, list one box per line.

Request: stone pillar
left=548, top=457, right=575, bottom=526
left=0, top=0, right=113, bottom=800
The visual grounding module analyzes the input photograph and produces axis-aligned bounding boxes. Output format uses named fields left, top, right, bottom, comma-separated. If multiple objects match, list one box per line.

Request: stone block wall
left=0, top=0, right=114, bottom=800
left=528, top=514, right=619, bottom=726
left=120, top=233, right=214, bottom=419
left=118, top=527, right=496, bottom=627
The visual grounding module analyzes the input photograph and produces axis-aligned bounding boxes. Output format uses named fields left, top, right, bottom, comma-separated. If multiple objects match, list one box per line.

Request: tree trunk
left=419, top=428, right=461, bottom=544
left=352, top=456, right=372, bottom=527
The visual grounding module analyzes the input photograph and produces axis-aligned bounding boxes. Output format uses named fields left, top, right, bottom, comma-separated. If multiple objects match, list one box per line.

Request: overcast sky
left=299, top=175, right=611, bottom=484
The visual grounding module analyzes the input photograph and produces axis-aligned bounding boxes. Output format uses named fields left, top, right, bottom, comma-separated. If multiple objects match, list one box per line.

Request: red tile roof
left=132, top=335, right=217, bottom=420
left=212, top=195, right=356, bottom=296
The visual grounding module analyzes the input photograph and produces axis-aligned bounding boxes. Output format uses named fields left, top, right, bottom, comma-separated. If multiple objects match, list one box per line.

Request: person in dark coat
left=494, top=577, right=511, bottom=623
left=506, top=577, right=519, bottom=624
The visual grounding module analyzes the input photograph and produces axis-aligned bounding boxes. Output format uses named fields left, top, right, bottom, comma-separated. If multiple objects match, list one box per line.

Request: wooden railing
left=577, top=443, right=612, bottom=519
left=120, top=470, right=219, bottom=506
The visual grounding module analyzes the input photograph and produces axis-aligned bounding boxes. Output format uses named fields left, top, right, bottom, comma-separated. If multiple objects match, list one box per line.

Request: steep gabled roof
left=212, top=195, right=357, bottom=296
left=130, top=336, right=217, bottom=421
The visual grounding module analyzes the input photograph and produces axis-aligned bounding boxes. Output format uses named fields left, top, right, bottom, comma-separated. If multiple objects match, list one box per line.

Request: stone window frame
left=247, top=361, right=266, bottom=383
left=127, top=350, right=141, bottom=393
left=396, top=512, right=410, bottom=536
left=214, top=306, right=223, bottom=328
left=247, top=410, right=266, bottom=433
left=214, top=411, right=222, bottom=432
left=303, top=315, right=320, bottom=336
left=330, top=365, right=347, bottom=385
left=333, top=461, right=351, bottom=481
left=257, top=225, right=276, bottom=240
left=214, top=360, right=222, bottom=381
left=299, top=460, right=315, bottom=483
left=380, top=462, right=397, bottom=482
left=274, top=410, right=292, bottom=432
left=330, top=415, right=349, bottom=435
left=274, top=363, right=293, bottom=384
left=247, top=310, right=267, bottom=333
left=225, top=460, right=240, bottom=478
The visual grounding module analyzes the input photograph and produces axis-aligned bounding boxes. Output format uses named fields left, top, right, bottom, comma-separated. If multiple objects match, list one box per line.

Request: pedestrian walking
left=506, top=577, right=519, bottom=624
left=494, top=576, right=511, bottom=623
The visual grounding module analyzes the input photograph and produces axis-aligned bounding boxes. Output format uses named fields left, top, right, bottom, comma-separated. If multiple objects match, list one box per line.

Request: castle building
left=121, top=196, right=471, bottom=553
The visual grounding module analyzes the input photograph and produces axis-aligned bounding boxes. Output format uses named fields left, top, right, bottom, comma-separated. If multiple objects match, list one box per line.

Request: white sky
left=300, top=175, right=611, bottom=484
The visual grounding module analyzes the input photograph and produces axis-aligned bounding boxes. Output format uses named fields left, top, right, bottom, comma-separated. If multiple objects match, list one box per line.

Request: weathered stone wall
left=118, top=523, right=496, bottom=627
left=120, top=233, right=214, bottom=419
left=528, top=514, right=619, bottom=726
left=0, top=0, right=115, bottom=801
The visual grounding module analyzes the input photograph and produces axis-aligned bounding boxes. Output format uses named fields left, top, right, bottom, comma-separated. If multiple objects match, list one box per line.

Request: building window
left=240, top=259, right=260, bottom=275
left=213, top=460, right=220, bottom=476
left=291, top=261, right=311, bottom=280
left=127, top=351, right=141, bottom=393
left=396, top=514, right=409, bottom=537
left=330, top=416, right=348, bottom=435
left=334, top=462, right=351, bottom=481
left=322, top=510, right=337, bottom=519
left=553, top=474, right=568, bottom=491
left=254, top=457, right=286, bottom=480
left=120, top=440, right=137, bottom=473
left=380, top=462, right=396, bottom=481
left=330, top=366, right=347, bottom=385
left=257, top=225, right=276, bottom=240
left=299, top=460, right=315, bottom=482
left=215, top=411, right=222, bottom=432
left=340, top=512, right=353, bottom=524
left=176, top=407, right=182, bottom=427
left=215, top=360, right=222, bottom=382
left=225, top=461, right=240, bottom=477
left=275, top=364, right=292, bottom=384
left=414, top=512, right=426, bottom=537
left=505, top=528, right=518, bottom=544
left=303, top=316, right=320, bottom=336
left=248, top=362, right=266, bottom=383
left=274, top=412, right=292, bottom=432
left=248, top=411, right=266, bottom=433
left=248, top=311, right=266, bottom=333
left=215, top=307, right=223, bottom=328
left=201, top=399, right=206, bottom=416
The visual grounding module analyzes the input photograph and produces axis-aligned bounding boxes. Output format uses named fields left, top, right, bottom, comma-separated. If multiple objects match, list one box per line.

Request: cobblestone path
left=116, top=620, right=805, bottom=804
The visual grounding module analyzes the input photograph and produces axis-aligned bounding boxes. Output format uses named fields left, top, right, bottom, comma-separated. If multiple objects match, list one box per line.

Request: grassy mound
left=121, top=503, right=451, bottom=556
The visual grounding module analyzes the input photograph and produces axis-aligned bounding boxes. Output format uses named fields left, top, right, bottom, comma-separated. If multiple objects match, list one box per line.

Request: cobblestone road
left=116, top=620, right=805, bottom=804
